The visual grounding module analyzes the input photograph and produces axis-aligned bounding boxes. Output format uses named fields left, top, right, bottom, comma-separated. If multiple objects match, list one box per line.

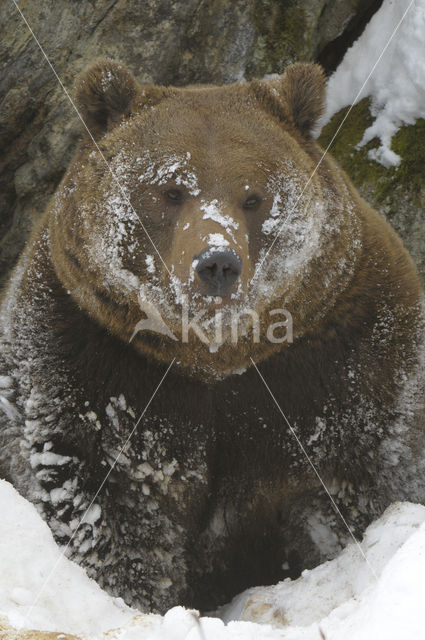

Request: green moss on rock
left=318, top=98, right=425, bottom=282
left=318, top=98, right=425, bottom=206
left=248, top=1, right=309, bottom=77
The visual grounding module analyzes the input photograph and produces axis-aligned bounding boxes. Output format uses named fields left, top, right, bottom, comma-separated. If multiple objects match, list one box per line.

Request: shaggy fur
left=0, top=60, right=424, bottom=614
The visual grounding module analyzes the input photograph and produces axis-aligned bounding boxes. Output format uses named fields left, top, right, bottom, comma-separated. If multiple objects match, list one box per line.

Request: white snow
left=136, top=151, right=201, bottom=196
left=0, top=479, right=135, bottom=636
left=320, top=0, right=425, bottom=167
left=200, top=199, right=239, bottom=246
left=204, top=233, right=230, bottom=248
left=251, top=167, right=333, bottom=309
left=201, top=200, right=239, bottom=232
left=261, top=193, right=283, bottom=236
left=0, top=394, right=20, bottom=420
left=145, top=255, right=155, bottom=274
left=0, top=375, right=12, bottom=388
left=1, top=479, right=425, bottom=640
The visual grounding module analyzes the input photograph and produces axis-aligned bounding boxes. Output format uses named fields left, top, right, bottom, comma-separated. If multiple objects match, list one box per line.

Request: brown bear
left=0, top=59, right=424, bottom=614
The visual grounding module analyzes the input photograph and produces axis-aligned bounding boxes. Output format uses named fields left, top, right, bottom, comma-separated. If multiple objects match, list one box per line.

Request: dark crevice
left=317, top=0, right=385, bottom=75
left=90, top=0, right=121, bottom=34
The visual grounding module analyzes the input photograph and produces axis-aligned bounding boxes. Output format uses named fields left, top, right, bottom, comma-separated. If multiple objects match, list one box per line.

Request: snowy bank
left=1, top=479, right=425, bottom=639
left=317, top=0, right=425, bottom=283
left=320, top=0, right=425, bottom=167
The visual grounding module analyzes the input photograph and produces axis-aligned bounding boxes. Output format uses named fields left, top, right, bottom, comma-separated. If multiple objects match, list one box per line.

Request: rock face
left=319, top=99, right=425, bottom=284
left=0, top=0, right=382, bottom=285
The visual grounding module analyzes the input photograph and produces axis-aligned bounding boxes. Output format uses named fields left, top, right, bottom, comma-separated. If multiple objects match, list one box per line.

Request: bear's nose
left=195, top=248, right=242, bottom=295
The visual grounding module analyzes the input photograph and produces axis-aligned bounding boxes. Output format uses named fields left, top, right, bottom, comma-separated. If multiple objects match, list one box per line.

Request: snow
left=136, top=151, right=201, bottom=197
left=201, top=200, right=239, bottom=231
left=145, top=255, right=156, bottom=274
left=201, top=199, right=239, bottom=246
left=320, top=0, right=425, bottom=167
left=250, top=167, right=334, bottom=311
left=0, top=375, right=13, bottom=388
left=1, top=479, right=425, bottom=639
left=0, top=479, right=135, bottom=636
left=204, top=233, right=230, bottom=248
left=261, top=193, right=283, bottom=236
left=0, top=394, right=20, bottom=420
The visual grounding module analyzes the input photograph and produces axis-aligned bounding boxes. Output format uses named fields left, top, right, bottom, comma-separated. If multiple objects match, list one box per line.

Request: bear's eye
left=243, top=194, right=262, bottom=210
left=165, top=188, right=184, bottom=204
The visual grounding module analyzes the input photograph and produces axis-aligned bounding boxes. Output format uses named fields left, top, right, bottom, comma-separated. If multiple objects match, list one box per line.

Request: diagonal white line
left=249, top=356, right=378, bottom=580
left=20, top=357, right=176, bottom=630
left=11, top=0, right=172, bottom=278
left=252, top=0, right=416, bottom=283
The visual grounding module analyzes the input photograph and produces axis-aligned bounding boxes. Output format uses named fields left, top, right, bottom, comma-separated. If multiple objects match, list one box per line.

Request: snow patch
left=1, top=484, right=425, bottom=640
left=145, top=255, right=155, bottom=274
left=320, top=0, right=425, bottom=167
left=204, top=233, right=230, bottom=248
left=201, top=200, right=239, bottom=232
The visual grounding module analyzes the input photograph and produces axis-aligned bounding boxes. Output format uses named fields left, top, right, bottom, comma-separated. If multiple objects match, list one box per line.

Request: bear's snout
left=195, top=248, right=242, bottom=295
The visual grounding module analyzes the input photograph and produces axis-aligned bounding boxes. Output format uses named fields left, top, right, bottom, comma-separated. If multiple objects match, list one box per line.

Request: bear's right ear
left=75, top=59, right=170, bottom=138
left=75, top=59, right=139, bottom=137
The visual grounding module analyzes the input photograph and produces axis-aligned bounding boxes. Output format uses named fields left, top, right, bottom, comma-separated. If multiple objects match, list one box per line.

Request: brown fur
left=0, top=59, right=424, bottom=614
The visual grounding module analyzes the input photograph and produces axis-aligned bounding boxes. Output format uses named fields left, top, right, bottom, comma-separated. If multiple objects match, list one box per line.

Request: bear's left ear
left=251, top=63, right=326, bottom=136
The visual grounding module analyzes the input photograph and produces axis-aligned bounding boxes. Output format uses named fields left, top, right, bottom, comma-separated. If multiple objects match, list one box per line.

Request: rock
left=318, top=98, right=425, bottom=283
left=0, top=0, right=382, bottom=285
left=247, top=0, right=383, bottom=77
left=0, top=619, right=79, bottom=640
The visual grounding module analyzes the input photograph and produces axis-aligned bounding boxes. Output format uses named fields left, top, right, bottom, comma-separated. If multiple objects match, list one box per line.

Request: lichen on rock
left=319, top=98, right=425, bottom=282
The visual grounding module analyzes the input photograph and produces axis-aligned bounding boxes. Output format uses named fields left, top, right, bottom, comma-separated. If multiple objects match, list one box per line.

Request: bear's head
left=48, top=60, right=361, bottom=380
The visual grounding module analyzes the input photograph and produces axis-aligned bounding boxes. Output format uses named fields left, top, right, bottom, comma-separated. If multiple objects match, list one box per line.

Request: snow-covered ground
left=320, top=0, right=425, bottom=167
left=1, top=479, right=425, bottom=640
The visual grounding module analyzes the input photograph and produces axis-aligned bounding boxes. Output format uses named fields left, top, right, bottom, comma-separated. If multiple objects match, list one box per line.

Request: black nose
left=195, top=248, right=242, bottom=295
